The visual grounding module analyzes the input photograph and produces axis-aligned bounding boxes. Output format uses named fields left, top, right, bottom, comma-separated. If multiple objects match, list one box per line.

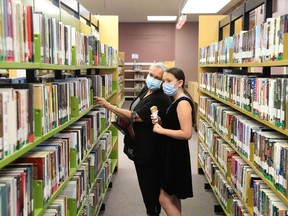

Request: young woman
left=152, top=67, right=195, bottom=216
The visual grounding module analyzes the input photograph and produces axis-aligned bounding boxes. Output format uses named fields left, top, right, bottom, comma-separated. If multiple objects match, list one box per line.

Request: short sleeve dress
left=160, top=96, right=193, bottom=199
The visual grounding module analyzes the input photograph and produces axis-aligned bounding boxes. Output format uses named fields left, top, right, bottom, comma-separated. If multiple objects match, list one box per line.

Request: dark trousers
left=134, top=161, right=161, bottom=216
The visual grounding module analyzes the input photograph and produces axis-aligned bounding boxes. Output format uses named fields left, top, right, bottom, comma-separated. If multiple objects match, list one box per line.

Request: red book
left=25, top=6, right=33, bottom=62
left=6, top=0, right=14, bottom=61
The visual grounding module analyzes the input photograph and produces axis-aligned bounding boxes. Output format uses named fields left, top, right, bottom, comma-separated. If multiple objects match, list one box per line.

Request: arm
left=94, top=96, right=143, bottom=122
left=153, top=100, right=192, bottom=140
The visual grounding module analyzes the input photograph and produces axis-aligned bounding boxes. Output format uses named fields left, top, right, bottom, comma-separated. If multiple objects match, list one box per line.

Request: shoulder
left=176, top=97, right=193, bottom=110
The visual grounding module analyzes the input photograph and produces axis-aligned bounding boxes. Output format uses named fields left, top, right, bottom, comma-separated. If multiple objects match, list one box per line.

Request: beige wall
left=119, top=22, right=199, bottom=82
left=175, top=22, right=199, bottom=82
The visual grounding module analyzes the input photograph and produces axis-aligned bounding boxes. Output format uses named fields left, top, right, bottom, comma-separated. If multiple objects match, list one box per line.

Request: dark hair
left=165, top=67, right=185, bottom=83
left=165, top=67, right=197, bottom=130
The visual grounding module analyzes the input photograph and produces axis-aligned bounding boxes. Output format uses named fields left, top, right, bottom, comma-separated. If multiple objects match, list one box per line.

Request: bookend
left=34, top=109, right=42, bottom=137
left=72, top=46, right=76, bottom=65
left=34, top=33, right=41, bottom=62
left=68, top=199, right=78, bottom=215
left=70, top=96, right=80, bottom=117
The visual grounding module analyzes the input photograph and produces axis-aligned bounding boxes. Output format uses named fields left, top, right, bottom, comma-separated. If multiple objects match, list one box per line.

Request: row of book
left=49, top=154, right=112, bottom=215
left=43, top=147, right=105, bottom=216
left=199, top=95, right=288, bottom=196
left=198, top=119, right=237, bottom=175
left=0, top=107, right=110, bottom=215
left=0, top=77, right=90, bottom=159
left=42, top=195, right=68, bottom=216
left=88, top=74, right=113, bottom=99
left=199, top=139, right=288, bottom=215
left=200, top=72, right=288, bottom=129
left=199, top=14, right=288, bottom=65
left=232, top=156, right=288, bottom=215
left=0, top=0, right=118, bottom=66
left=198, top=144, right=236, bottom=214
left=0, top=72, right=115, bottom=160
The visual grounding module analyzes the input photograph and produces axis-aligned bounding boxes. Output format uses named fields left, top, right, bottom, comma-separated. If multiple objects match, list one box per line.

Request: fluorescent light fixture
left=176, top=14, right=187, bottom=29
left=147, top=16, right=177, bottom=21
left=181, top=0, right=231, bottom=14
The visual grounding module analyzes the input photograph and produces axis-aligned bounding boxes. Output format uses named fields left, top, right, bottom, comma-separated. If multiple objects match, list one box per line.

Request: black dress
left=160, top=96, right=193, bottom=199
left=124, top=87, right=171, bottom=215
left=128, top=87, right=171, bottom=165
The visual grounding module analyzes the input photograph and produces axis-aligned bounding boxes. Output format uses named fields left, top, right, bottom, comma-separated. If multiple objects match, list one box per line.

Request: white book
left=0, top=89, right=17, bottom=154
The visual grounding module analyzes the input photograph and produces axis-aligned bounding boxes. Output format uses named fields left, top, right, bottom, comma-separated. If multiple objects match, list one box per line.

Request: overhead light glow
left=181, top=0, right=231, bottom=14
left=147, top=16, right=177, bottom=21
left=176, top=14, right=187, bottom=29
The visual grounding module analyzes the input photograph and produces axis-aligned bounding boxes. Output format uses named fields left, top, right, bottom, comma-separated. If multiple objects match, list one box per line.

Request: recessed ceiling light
left=181, top=0, right=231, bottom=14
left=147, top=16, right=177, bottom=21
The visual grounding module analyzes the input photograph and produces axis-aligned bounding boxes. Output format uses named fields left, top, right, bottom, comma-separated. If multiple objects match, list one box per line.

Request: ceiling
left=78, top=0, right=244, bottom=23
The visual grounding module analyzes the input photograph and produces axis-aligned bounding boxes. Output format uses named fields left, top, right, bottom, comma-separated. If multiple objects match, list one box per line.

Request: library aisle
left=99, top=102, right=220, bottom=216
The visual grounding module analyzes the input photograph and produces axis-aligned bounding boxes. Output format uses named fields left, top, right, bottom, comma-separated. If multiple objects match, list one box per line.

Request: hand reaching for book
left=94, top=96, right=110, bottom=108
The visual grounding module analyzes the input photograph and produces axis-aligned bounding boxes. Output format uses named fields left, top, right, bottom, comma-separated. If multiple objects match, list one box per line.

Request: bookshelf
left=124, top=61, right=153, bottom=100
left=117, top=52, right=125, bottom=107
left=0, top=0, right=119, bottom=215
left=198, top=0, right=288, bottom=215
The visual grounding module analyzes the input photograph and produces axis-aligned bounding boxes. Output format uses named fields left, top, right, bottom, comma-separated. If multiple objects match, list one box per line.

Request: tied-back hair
left=165, top=67, right=197, bottom=130
left=149, top=62, right=167, bottom=72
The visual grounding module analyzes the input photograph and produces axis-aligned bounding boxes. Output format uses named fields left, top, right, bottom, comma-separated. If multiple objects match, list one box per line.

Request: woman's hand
left=150, top=114, right=161, bottom=124
left=153, top=123, right=164, bottom=134
left=94, top=96, right=110, bottom=108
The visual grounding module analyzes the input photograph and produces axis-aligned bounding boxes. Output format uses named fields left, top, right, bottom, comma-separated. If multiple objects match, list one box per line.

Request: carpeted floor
left=99, top=101, right=220, bottom=216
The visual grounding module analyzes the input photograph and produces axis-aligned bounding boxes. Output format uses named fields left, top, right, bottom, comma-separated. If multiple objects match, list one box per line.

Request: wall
left=175, top=22, right=199, bottom=82
left=119, top=22, right=199, bottom=82
left=119, top=23, right=175, bottom=62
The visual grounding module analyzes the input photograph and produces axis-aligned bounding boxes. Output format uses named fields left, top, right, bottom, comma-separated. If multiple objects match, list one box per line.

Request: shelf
left=0, top=62, right=38, bottom=69
left=105, top=89, right=118, bottom=101
left=0, top=61, right=117, bottom=70
left=0, top=105, right=95, bottom=169
left=118, top=98, right=125, bottom=108
left=34, top=122, right=111, bottom=216
left=199, top=59, right=288, bottom=68
left=124, top=88, right=142, bottom=92
left=198, top=141, right=253, bottom=215
left=199, top=89, right=288, bottom=136
left=124, top=62, right=153, bottom=66
left=125, top=96, right=136, bottom=99
left=124, top=69, right=149, bottom=73
left=198, top=157, right=231, bottom=216
left=0, top=136, right=42, bottom=169
left=76, top=157, right=106, bottom=216
left=199, top=113, right=288, bottom=206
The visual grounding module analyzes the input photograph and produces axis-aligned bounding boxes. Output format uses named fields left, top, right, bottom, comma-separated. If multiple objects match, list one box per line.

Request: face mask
left=162, top=83, right=178, bottom=96
left=146, top=75, right=161, bottom=90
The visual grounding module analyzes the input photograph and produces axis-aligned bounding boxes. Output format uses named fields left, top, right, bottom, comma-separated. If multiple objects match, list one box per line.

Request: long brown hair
left=165, top=67, right=197, bottom=128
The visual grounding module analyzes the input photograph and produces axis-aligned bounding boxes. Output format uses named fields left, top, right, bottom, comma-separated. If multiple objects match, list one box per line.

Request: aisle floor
left=99, top=101, right=221, bottom=216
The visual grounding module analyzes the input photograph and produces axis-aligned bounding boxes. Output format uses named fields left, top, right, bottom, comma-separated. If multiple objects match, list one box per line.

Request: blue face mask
left=146, top=75, right=162, bottom=91
left=162, top=83, right=178, bottom=96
